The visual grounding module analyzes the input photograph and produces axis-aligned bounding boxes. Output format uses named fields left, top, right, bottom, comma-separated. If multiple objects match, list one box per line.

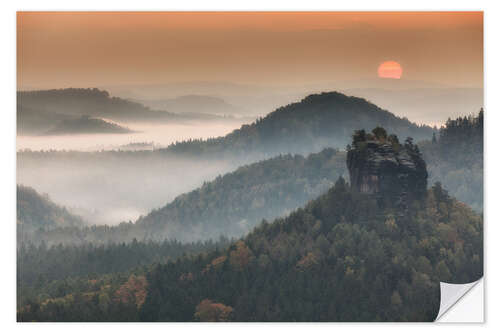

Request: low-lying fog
left=17, top=120, right=248, bottom=151
left=17, top=120, right=249, bottom=225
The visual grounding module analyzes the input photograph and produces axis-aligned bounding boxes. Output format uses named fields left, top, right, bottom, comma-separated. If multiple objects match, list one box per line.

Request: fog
left=107, top=80, right=483, bottom=126
left=17, top=119, right=248, bottom=151
left=17, top=120, right=249, bottom=225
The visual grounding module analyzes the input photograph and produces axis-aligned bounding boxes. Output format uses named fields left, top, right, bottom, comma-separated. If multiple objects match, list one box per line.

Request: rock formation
left=346, top=127, right=428, bottom=210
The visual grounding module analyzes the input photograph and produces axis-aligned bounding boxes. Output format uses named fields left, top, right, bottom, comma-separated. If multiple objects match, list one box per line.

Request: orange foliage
left=113, top=274, right=148, bottom=308
left=202, top=255, right=227, bottom=274
left=296, top=252, right=319, bottom=271
left=229, top=241, right=254, bottom=271
left=194, top=299, right=233, bottom=322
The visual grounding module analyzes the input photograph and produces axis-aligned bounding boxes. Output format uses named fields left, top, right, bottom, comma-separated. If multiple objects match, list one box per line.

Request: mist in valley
left=17, top=118, right=251, bottom=226
left=17, top=119, right=248, bottom=151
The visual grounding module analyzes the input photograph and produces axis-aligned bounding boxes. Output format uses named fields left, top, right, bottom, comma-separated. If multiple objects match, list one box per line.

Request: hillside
left=17, top=88, right=179, bottom=122
left=139, top=95, right=241, bottom=116
left=17, top=237, right=232, bottom=307
left=138, top=181, right=482, bottom=322
left=17, top=88, right=238, bottom=135
left=44, top=115, right=135, bottom=135
left=135, top=148, right=346, bottom=241
left=17, top=129, right=483, bottom=322
left=17, top=185, right=86, bottom=235
left=21, top=149, right=347, bottom=245
left=420, top=110, right=483, bottom=211
left=165, top=91, right=433, bottom=157
left=17, top=177, right=483, bottom=322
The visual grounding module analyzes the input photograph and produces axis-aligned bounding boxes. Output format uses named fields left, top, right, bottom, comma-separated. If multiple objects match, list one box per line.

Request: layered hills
left=17, top=129, right=483, bottom=322
left=19, top=148, right=347, bottom=245
left=17, top=88, right=237, bottom=135
left=165, top=91, right=434, bottom=157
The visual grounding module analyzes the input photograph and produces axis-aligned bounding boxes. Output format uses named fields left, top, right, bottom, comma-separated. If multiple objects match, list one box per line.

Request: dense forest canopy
left=17, top=237, right=231, bottom=307
left=420, top=110, right=483, bottom=212
left=18, top=178, right=483, bottom=321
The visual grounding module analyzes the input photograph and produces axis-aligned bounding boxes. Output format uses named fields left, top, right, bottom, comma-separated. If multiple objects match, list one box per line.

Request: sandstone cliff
left=346, top=127, right=428, bottom=210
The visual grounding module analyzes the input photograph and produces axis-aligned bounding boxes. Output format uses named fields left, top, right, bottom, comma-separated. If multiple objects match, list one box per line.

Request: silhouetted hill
left=17, top=88, right=179, bottom=121
left=17, top=185, right=86, bottom=235
left=44, top=115, right=135, bottom=135
left=17, top=88, right=239, bottom=135
left=139, top=95, right=241, bottom=116
left=165, top=91, right=433, bottom=156
left=21, top=149, right=347, bottom=245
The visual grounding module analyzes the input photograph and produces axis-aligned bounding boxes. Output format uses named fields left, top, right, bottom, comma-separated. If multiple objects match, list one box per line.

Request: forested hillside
left=17, top=237, right=231, bottom=307
left=20, top=149, right=347, bottom=245
left=44, top=115, right=134, bottom=135
left=136, top=148, right=347, bottom=241
left=17, top=88, right=234, bottom=135
left=17, top=185, right=86, bottom=236
left=165, top=91, right=433, bottom=156
left=17, top=88, right=178, bottom=121
left=18, top=179, right=483, bottom=321
left=421, top=110, right=483, bottom=211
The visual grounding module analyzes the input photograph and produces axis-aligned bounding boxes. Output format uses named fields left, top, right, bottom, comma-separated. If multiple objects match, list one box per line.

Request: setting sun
left=378, top=61, right=403, bottom=79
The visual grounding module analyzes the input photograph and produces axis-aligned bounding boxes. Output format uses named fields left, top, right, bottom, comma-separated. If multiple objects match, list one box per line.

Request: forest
left=18, top=177, right=483, bottom=321
left=18, top=148, right=347, bottom=245
left=18, top=110, right=483, bottom=246
left=420, top=110, right=483, bottom=212
left=164, top=92, right=434, bottom=157
left=16, top=92, right=483, bottom=322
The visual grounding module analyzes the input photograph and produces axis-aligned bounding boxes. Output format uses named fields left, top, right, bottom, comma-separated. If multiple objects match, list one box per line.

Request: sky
left=17, top=11, right=483, bottom=90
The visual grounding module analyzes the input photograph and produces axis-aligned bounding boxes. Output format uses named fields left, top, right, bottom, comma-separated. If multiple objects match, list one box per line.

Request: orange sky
left=17, top=11, right=483, bottom=89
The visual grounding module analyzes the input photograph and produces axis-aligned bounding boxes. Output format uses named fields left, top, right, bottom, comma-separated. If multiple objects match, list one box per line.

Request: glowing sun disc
left=378, top=61, right=403, bottom=79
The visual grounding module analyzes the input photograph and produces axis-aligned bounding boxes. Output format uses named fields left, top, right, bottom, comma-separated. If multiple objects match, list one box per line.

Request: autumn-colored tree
left=194, top=299, right=233, bottom=322
left=296, top=252, right=319, bottom=271
left=114, top=274, right=148, bottom=308
left=229, top=241, right=254, bottom=271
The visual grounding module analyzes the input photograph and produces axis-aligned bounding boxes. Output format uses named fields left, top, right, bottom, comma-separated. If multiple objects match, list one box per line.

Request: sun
left=378, top=61, right=403, bottom=79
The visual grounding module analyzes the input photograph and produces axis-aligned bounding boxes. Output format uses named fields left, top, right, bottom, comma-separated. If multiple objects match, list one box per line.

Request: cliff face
left=347, top=129, right=427, bottom=209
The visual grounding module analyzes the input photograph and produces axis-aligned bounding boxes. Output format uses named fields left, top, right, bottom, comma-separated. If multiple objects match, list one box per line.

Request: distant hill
left=17, top=185, right=86, bottom=235
left=17, top=88, right=179, bottom=122
left=17, top=88, right=238, bottom=135
left=135, top=148, right=346, bottom=241
left=17, top=104, right=72, bottom=135
left=21, top=149, right=347, bottom=245
left=44, top=115, right=135, bottom=135
left=343, top=87, right=483, bottom=125
left=139, top=95, right=242, bottom=116
left=165, top=91, right=434, bottom=157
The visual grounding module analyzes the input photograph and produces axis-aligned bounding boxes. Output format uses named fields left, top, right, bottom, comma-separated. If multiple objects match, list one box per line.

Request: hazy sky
left=17, top=12, right=483, bottom=90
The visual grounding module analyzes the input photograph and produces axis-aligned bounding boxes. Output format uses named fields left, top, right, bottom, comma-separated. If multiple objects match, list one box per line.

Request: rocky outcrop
left=347, top=128, right=428, bottom=210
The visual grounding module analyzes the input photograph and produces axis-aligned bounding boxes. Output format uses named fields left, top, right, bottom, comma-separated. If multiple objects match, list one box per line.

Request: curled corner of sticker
left=435, top=278, right=483, bottom=321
